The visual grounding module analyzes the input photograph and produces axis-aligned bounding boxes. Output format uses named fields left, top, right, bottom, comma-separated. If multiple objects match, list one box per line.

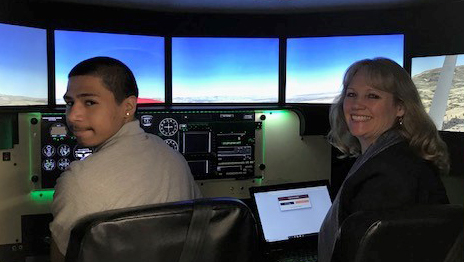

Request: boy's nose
left=66, top=104, right=83, bottom=124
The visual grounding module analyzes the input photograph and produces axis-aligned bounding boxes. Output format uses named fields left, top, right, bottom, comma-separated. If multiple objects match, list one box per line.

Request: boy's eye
left=85, top=100, right=97, bottom=106
left=65, top=101, right=73, bottom=107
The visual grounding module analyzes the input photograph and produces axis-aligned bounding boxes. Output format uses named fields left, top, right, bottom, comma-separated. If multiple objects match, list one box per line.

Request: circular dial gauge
left=42, top=145, right=56, bottom=157
left=164, top=139, right=179, bottom=151
left=57, top=158, right=71, bottom=171
left=58, top=144, right=71, bottom=157
left=159, top=118, right=178, bottom=136
left=42, top=159, right=56, bottom=171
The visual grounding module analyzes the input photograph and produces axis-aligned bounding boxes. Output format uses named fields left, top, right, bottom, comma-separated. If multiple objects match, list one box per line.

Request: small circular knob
left=31, top=175, right=39, bottom=183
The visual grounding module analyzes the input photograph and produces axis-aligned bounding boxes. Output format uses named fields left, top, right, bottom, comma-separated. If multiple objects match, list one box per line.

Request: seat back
left=335, top=204, right=464, bottom=262
left=65, top=197, right=259, bottom=262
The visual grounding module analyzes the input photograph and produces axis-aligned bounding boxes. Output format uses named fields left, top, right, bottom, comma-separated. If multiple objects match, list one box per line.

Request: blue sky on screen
left=411, top=54, right=464, bottom=76
left=286, top=34, right=404, bottom=103
left=55, top=30, right=165, bottom=104
left=0, top=23, right=48, bottom=102
left=172, top=37, right=279, bottom=102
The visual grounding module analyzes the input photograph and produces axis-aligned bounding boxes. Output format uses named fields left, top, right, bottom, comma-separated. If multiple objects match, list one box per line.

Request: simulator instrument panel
left=40, top=111, right=259, bottom=188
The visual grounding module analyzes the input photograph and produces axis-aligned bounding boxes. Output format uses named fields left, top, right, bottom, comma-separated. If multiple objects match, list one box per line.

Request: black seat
left=334, top=204, right=464, bottom=262
left=65, top=197, right=260, bottom=262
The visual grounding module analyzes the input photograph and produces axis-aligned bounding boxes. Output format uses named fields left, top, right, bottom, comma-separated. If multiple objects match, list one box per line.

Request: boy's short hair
left=68, top=57, right=138, bottom=104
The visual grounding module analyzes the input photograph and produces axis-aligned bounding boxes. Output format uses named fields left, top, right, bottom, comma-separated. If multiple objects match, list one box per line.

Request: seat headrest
left=336, top=204, right=464, bottom=262
left=66, top=197, right=259, bottom=262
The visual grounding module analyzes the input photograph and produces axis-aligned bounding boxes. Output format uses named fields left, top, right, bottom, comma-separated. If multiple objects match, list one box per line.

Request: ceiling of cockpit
left=40, top=0, right=450, bottom=14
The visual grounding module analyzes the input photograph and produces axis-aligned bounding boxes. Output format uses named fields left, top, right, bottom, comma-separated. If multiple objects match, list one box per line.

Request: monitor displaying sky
left=0, top=23, right=48, bottom=106
left=286, top=34, right=404, bottom=103
left=172, top=37, right=279, bottom=103
left=412, top=55, right=464, bottom=132
left=55, top=30, right=165, bottom=104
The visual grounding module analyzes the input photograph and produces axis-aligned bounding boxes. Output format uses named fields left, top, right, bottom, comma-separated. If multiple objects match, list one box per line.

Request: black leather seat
left=65, top=197, right=260, bottom=262
left=334, top=204, right=464, bottom=262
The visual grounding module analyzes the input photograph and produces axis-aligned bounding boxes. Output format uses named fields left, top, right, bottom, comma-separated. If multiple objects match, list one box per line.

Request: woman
left=318, top=58, right=449, bottom=262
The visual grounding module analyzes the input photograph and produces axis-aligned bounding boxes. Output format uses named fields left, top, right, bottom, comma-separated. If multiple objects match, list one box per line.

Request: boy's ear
left=123, top=96, right=137, bottom=116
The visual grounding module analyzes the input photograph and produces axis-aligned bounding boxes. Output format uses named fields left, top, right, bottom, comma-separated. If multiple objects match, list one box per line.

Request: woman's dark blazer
left=338, top=141, right=449, bottom=222
left=320, top=140, right=449, bottom=262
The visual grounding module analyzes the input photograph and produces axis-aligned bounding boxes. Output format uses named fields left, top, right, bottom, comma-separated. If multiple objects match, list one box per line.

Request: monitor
left=286, top=34, right=404, bottom=104
left=0, top=23, right=48, bottom=106
left=411, top=54, right=464, bottom=132
left=172, top=37, right=279, bottom=103
left=54, top=30, right=165, bottom=104
left=250, top=180, right=332, bottom=243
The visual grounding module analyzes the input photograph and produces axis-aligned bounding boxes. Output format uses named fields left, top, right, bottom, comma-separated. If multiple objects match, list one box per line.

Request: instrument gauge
left=57, top=158, right=71, bottom=171
left=42, top=145, right=56, bottom=157
left=159, top=118, right=178, bottom=136
left=42, top=159, right=56, bottom=171
left=164, top=139, right=179, bottom=151
left=73, top=146, right=93, bottom=161
left=58, top=144, right=71, bottom=157
left=141, top=115, right=154, bottom=127
left=50, top=123, right=68, bottom=138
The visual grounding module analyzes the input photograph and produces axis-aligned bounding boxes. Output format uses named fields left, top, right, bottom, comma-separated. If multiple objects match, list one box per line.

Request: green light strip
left=30, top=190, right=55, bottom=202
left=261, top=113, right=266, bottom=165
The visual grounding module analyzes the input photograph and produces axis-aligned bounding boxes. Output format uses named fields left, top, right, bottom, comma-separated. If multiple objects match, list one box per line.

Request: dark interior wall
left=1, top=1, right=410, bottom=36
left=407, top=2, right=464, bottom=57
left=0, top=1, right=46, bottom=27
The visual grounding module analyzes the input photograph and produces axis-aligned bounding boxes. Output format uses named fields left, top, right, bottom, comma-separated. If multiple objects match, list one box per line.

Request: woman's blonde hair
left=328, top=58, right=449, bottom=175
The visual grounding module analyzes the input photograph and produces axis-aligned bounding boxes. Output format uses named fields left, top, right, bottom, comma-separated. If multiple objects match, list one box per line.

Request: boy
left=50, top=57, right=201, bottom=262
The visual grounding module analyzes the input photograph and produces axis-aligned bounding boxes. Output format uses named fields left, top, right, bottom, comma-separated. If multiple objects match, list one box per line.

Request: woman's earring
left=126, top=112, right=130, bottom=116
left=398, top=116, right=403, bottom=126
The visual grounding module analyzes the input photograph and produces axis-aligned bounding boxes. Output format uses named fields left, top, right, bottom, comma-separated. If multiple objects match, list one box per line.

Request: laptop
left=249, top=180, right=333, bottom=262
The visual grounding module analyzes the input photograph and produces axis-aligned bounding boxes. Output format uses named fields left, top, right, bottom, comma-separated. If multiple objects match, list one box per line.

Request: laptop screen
left=251, top=181, right=332, bottom=243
